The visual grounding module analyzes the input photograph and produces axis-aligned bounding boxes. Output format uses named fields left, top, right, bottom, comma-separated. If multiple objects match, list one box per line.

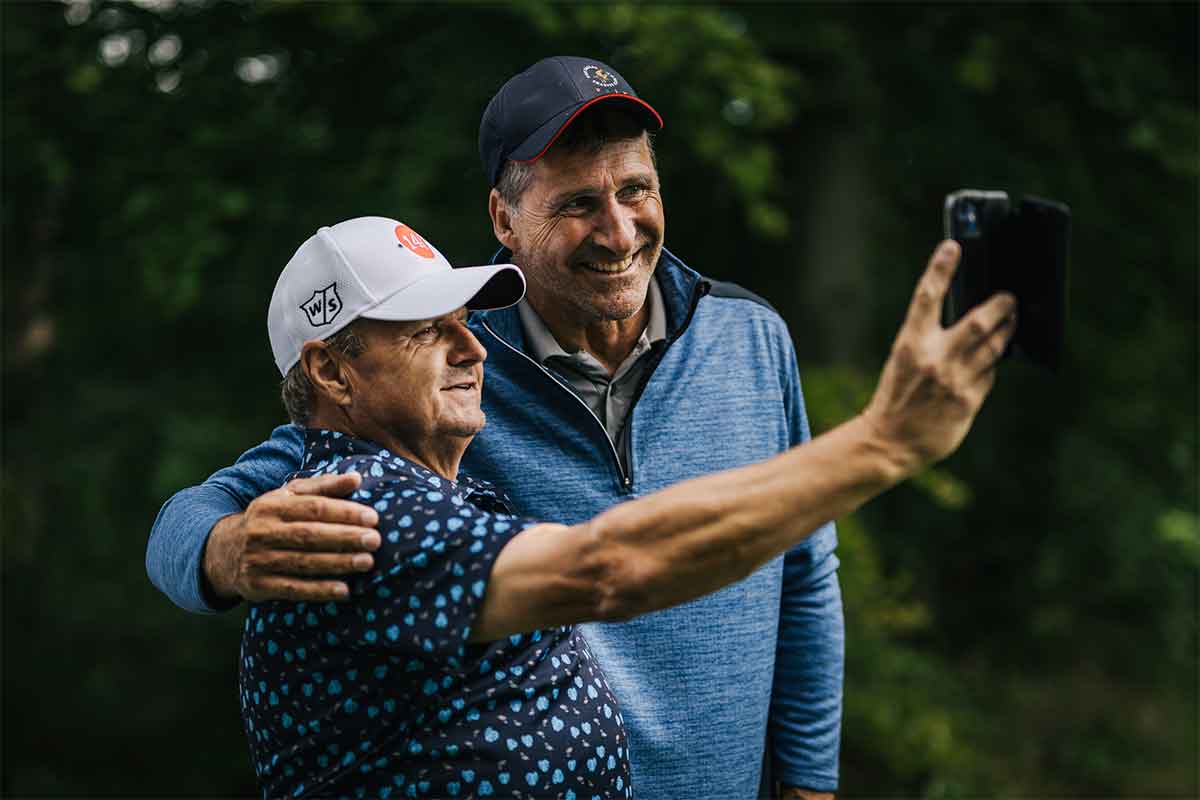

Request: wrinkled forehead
left=533, top=133, right=658, bottom=194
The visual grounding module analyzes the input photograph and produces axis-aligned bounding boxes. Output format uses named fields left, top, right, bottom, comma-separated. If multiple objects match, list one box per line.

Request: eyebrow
left=390, top=318, right=431, bottom=336
left=546, top=171, right=658, bottom=208
left=410, top=309, right=468, bottom=330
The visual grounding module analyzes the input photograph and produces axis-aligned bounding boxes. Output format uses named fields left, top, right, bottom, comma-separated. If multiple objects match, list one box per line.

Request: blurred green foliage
left=3, top=1, right=1195, bottom=796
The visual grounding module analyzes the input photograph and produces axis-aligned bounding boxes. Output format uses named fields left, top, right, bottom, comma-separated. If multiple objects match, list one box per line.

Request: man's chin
left=442, top=413, right=486, bottom=440
left=593, top=285, right=651, bottom=322
left=607, top=258, right=658, bottom=316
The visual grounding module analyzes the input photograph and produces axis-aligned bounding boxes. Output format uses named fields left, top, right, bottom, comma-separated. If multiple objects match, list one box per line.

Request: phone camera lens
left=956, top=202, right=979, bottom=236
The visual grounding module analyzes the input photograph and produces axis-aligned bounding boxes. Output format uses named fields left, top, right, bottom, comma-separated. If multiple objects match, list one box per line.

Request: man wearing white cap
left=237, top=215, right=1013, bottom=799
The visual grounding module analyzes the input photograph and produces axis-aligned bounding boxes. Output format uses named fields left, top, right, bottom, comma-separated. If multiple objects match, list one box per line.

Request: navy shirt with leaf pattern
left=239, top=429, right=632, bottom=799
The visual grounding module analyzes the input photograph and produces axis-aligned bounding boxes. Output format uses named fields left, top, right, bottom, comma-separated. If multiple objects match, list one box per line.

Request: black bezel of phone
left=943, top=189, right=1070, bottom=371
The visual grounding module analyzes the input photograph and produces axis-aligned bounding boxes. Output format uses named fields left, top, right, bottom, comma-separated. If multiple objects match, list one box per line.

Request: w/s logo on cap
left=301, top=282, right=342, bottom=327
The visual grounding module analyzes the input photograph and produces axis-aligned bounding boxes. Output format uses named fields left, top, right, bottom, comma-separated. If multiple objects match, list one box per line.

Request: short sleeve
left=346, top=477, right=539, bottom=661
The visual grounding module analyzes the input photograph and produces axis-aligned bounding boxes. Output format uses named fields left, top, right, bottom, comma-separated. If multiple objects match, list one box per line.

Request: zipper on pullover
left=480, top=278, right=711, bottom=496
left=616, top=279, right=710, bottom=489
left=480, top=319, right=629, bottom=487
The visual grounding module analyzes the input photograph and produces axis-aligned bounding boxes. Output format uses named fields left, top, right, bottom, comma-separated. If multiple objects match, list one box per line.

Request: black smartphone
left=943, top=189, right=1070, bottom=371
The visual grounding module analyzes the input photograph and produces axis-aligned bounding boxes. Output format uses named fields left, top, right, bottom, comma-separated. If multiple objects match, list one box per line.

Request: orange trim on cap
left=513, top=95, right=664, bottom=165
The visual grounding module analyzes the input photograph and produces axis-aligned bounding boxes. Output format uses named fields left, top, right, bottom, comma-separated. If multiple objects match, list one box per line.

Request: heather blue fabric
left=146, top=247, right=844, bottom=795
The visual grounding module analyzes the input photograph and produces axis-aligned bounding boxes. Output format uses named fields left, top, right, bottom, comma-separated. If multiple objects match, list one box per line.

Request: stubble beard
left=514, top=242, right=662, bottom=326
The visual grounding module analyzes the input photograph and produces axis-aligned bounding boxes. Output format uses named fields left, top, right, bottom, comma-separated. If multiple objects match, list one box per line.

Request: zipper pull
left=622, top=476, right=632, bottom=490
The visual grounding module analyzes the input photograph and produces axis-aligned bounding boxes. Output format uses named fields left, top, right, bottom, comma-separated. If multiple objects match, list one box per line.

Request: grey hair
left=280, top=321, right=369, bottom=426
left=494, top=106, right=658, bottom=210
left=495, top=159, right=537, bottom=210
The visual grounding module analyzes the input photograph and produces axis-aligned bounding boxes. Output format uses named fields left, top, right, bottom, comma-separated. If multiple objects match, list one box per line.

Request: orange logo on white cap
left=394, top=223, right=435, bottom=259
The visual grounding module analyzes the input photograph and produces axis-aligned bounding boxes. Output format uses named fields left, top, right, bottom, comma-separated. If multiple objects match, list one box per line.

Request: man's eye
left=560, top=198, right=591, bottom=214
left=414, top=326, right=438, bottom=339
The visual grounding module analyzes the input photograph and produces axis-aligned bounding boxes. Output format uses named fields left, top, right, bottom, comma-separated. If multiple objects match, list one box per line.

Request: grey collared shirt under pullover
left=516, top=277, right=667, bottom=467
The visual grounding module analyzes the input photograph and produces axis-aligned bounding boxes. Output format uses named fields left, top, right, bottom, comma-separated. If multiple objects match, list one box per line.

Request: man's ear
left=301, top=341, right=353, bottom=409
left=488, top=188, right=518, bottom=252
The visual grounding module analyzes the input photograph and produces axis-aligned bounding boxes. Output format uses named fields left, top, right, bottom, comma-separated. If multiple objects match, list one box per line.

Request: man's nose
left=590, top=196, right=638, bottom=258
left=448, top=320, right=487, bottom=366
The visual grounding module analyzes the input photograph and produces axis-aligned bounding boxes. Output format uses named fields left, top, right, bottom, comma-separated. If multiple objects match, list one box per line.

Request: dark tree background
left=3, top=1, right=1196, bottom=796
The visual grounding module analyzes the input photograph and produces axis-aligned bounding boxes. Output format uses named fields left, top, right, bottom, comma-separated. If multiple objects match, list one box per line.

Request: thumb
left=903, top=240, right=961, bottom=332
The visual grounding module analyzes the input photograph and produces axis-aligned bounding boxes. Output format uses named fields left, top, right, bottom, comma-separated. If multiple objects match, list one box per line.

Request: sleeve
left=769, top=332, right=845, bottom=792
left=145, top=424, right=304, bottom=615
left=344, top=476, right=539, bottom=662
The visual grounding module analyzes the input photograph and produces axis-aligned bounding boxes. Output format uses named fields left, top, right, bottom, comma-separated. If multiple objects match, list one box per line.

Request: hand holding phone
left=943, top=189, right=1070, bottom=371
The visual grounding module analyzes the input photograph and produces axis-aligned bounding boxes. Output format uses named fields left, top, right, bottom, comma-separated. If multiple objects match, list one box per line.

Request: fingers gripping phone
left=943, top=189, right=1070, bottom=371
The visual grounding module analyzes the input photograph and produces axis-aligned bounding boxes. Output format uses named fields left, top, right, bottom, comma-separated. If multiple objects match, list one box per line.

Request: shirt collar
left=516, top=274, right=668, bottom=367
left=299, top=428, right=496, bottom=497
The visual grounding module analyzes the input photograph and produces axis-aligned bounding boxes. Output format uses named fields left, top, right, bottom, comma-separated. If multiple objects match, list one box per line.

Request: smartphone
left=943, top=189, right=1070, bottom=371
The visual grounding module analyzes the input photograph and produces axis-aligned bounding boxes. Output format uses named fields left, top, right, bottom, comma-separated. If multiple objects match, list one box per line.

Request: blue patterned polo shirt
left=238, top=429, right=632, bottom=799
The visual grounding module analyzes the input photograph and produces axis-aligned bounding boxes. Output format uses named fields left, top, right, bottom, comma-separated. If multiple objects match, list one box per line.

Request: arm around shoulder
left=147, top=484, right=248, bottom=614
left=145, top=424, right=304, bottom=613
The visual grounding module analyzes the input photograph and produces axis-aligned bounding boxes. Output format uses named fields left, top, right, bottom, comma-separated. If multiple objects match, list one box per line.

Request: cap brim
left=509, top=94, right=664, bottom=165
left=360, top=264, right=526, bottom=322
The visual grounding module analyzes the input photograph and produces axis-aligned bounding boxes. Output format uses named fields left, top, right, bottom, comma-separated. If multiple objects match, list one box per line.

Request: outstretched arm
left=470, top=240, right=1016, bottom=641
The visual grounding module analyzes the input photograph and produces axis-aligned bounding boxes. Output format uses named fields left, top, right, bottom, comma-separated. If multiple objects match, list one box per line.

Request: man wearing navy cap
left=148, top=57, right=1011, bottom=798
left=469, top=59, right=841, bottom=799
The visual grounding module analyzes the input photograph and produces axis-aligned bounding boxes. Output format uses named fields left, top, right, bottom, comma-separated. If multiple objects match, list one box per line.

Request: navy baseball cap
left=479, top=56, right=664, bottom=186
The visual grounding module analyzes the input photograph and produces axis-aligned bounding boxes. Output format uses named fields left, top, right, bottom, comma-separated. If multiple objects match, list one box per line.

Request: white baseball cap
left=268, top=216, right=525, bottom=375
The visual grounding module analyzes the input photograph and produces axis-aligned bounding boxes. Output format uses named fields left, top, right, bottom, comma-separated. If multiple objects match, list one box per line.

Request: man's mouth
left=442, top=381, right=477, bottom=392
left=580, top=253, right=636, bottom=275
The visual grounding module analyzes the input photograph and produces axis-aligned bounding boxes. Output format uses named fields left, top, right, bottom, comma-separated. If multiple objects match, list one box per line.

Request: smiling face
left=337, top=310, right=487, bottom=460
left=502, top=126, right=665, bottom=333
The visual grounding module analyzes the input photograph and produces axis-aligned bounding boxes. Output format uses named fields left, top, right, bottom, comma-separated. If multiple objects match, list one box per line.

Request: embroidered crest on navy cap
left=300, top=283, right=342, bottom=327
left=583, top=64, right=619, bottom=90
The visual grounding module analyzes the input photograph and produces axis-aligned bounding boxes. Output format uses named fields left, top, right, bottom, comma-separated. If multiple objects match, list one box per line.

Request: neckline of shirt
left=516, top=273, right=668, bottom=368
left=299, top=427, right=495, bottom=496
